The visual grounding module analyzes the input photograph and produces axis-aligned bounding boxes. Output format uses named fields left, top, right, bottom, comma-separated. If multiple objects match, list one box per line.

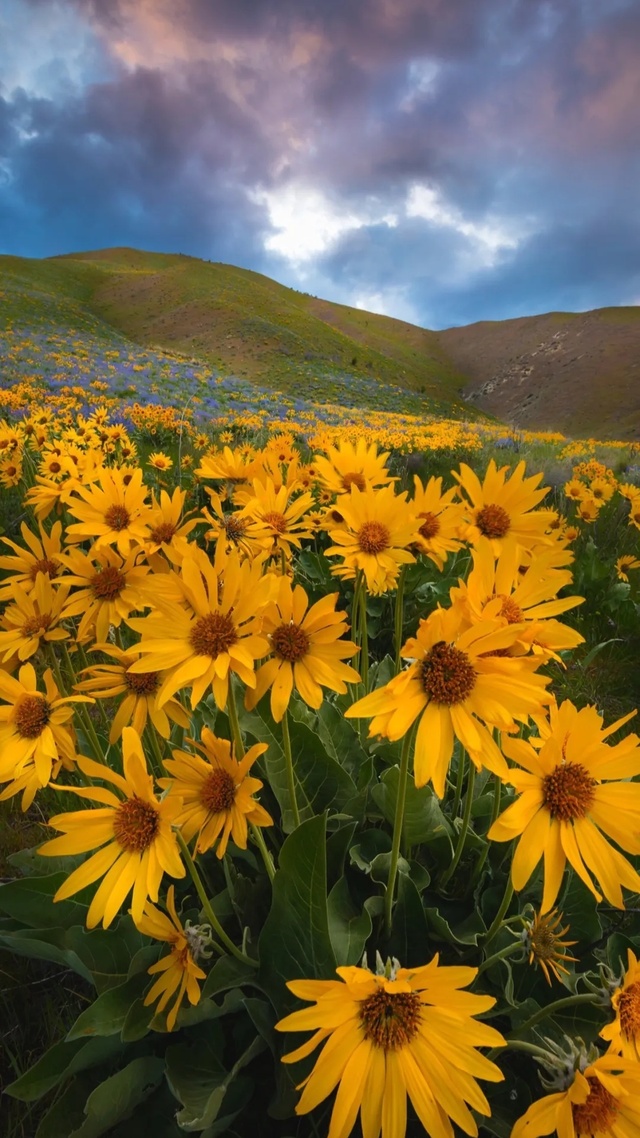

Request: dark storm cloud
left=3, top=0, right=640, bottom=325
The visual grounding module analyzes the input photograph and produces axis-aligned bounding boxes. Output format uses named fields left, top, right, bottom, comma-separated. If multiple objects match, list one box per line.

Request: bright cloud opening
left=253, top=184, right=398, bottom=262
left=406, top=183, right=523, bottom=262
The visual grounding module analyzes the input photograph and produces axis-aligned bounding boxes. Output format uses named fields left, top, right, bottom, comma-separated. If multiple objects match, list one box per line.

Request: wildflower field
left=2, top=379, right=640, bottom=1138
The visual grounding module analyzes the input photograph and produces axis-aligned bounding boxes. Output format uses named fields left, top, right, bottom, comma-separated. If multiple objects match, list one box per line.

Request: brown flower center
left=104, top=504, right=131, bottom=531
left=359, top=988, right=422, bottom=1051
left=342, top=472, right=367, bottom=492
left=189, top=611, right=237, bottom=658
left=498, top=594, right=524, bottom=623
left=261, top=511, right=288, bottom=534
left=112, top=795, right=160, bottom=852
left=90, top=566, right=126, bottom=601
left=200, top=769, right=237, bottom=813
left=125, top=669, right=160, bottom=695
left=223, top=515, right=247, bottom=541
left=618, top=981, right=640, bottom=1042
left=572, top=1077, right=618, bottom=1134
left=48, top=461, right=62, bottom=474
left=420, top=641, right=476, bottom=705
left=21, top=613, right=52, bottom=638
left=271, top=622, right=310, bottom=662
left=29, top=557, right=60, bottom=582
left=417, top=512, right=440, bottom=540
left=358, top=521, right=390, bottom=554
left=542, top=762, right=597, bottom=821
left=149, top=522, right=176, bottom=544
left=15, top=694, right=51, bottom=738
left=476, top=503, right=511, bottom=539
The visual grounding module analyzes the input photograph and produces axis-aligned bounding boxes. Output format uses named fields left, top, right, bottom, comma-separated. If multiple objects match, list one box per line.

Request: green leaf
left=424, top=902, right=486, bottom=946
left=167, top=1032, right=264, bottom=1132
left=64, top=922, right=150, bottom=993
left=349, top=829, right=391, bottom=873
left=68, top=1057, right=165, bottom=1137
left=258, top=814, right=336, bottom=1014
left=66, top=973, right=151, bottom=1040
left=370, top=767, right=453, bottom=850
left=0, top=873, right=88, bottom=928
left=316, top=701, right=370, bottom=784
left=385, top=871, right=429, bottom=967
left=326, top=821, right=358, bottom=886
left=327, top=877, right=372, bottom=965
left=0, top=926, right=93, bottom=981
left=5, top=1036, right=124, bottom=1102
left=201, top=953, right=257, bottom=1000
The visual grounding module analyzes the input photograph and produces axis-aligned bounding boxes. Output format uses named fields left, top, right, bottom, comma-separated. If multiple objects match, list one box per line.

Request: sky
left=1, top=0, right=639, bottom=329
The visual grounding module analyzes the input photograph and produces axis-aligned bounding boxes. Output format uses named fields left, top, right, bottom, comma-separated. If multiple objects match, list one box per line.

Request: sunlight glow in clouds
left=406, top=184, right=524, bottom=265
left=254, top=184, right=398, bottom=262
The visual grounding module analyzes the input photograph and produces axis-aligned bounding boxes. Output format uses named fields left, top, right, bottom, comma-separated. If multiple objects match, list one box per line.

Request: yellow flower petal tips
left=276, top=955, right=505, bottom=1138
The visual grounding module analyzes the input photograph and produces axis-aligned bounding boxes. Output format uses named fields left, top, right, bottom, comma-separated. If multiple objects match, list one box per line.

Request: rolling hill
left=1, top=246, right=639, bottom=438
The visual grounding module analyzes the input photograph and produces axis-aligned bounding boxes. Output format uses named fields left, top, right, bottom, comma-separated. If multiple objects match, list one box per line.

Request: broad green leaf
left=35, top=1076, right=96, bottom=1138
left=201, top=953, right=257, bottom=1000
left=0, top=926, right=93, bottom=981
left=424, top=903, right=486, bottom=946
left=326, top=821, right=358, bottom=886
left=327, top=877, right=372, bottom=965
left=66, top=973, right=151, bottom=1040
left=68, top=1057, right=165, bottom=1137
left=386, top=871, right=429, bottom=967
left=5, top=1036, right=124, bottom=1102
left=316, top=701, right=370, bottom=784
left=167, top=1032, right=264, bottom=1132
left=370, top=767, right=453, bottom=850
left=258, top=814, right=336, bottom=1014
left=0, top=873, right=88, bottom=928
left=349, top=829, right=391, bottom=873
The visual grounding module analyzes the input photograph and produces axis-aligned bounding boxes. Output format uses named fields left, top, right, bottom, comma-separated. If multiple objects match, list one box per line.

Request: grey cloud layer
left=2, top=0, right=639, bottom=325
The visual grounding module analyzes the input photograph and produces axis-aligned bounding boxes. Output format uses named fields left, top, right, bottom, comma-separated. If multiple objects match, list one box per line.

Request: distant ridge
left=1, top=247, right=639, bottom=438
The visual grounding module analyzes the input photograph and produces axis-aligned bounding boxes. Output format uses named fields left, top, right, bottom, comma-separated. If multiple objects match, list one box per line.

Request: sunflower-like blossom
left=325, top=484, right=418, bottom=595
left=160, top=728, right=272, bottom=856
left=235, top=478, right=315, bottom=559
left=65, top=467, right=152, bottom=555
left=143, top=486, right=199, bottom=564
left=522, top=908, right=577, bottom=985
left=196, top=445, right=260, bottom=485
left=127, top=544, right=276, bottom=710
left=59, top=546, right=150, bottom=644
left=38, top=727, right=185, bottom=928
left=245, top=578, right=360, bottom=721
left=74, top=643, right=190, bottom=742
left=136, top=886, right=206, bottom=1031
left=0, top=521, right=64, bottom=600
left=313, top=438, right=395, bottom=496
left=453, top=460, right=556, bottom=555
left=410, top=475, right=466, bottom=569
left=512, top=1053, right=640, bottom=1138
left=601, top=949, right=640, bottom=1060
left=346, top=603, right=551, bottom=797
left=276, top=955, right=505, bottom=1138
left=201, top=491, right=265, bottom=560
left=488, top=699, right=640, bottom=912
left=0, top=663, right=90, bottom=790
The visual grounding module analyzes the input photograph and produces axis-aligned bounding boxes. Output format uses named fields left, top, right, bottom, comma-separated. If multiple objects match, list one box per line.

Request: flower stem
left=175, top=829, right=257, bottom=967
left=359, top=577, right=369, bottom=694
left=450, top=747, right=466, bottom=818
left=227, top=682, right=276, bottom=883
left=478, top=940, right=523, bottom=975
left=441, top=760, right=476, bottom=887
left=484, top=878, right=515, bottom=947
left=281, top=708, right=301, bottom=829
left=50, top=644, right=106, bottom=765
left=471, top=774, right=502, bottom=885
left=508, top=993, right=600, bottom=1038
left=384, top=729, right=413, bottom=935
left=145, top=725, right=166, bottom=780
left=393, top=566, right=406, bottom=675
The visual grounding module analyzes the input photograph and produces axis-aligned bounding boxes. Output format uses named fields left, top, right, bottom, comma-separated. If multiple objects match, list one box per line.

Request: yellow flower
left=453, top=460, right=556, bottom=554
left=0, top=455, right=22, bottom=487
left=196, top=445, right=259, bottom=484
left=38, top=727, right=185, bottom=928
left=325, top=484, right=418, bottom=595
left=313, top=438, right=395, bottom=496
left=410, top=475, right=465, bottom=569
left=148, top=451, right=172, bottom=472
left=0, top=663, right=88, bottom=789
left=564, top=479, right=587, bottom=502
left=65, top=467, right=152, bottom=555
left=236, top=478, right=315, bottom=559
left=616, top=555, right=640, bottom=582
left=512, top=1053, right=640, bottom=1138
left=523, top=908, right=577, bottom=985
left=160, top=728, right=272, bottom=855
left=629, top=498, right=640, bottom=530
left=276, top=956, right=505, bottom=1138
left=589, top=477, right=615, bottom=503
left=245, top=578, right=360, bottom=721
left=488, top=699, right=640, bottom=912
left=347, top=603, right=551, bottom=796
left=59, top=546, right=150, bottom=644
left=0, top=521, right=64, bottom=601
left=201, top=490, right=265, bottom=560
left=0, top=573, right=71, bottom=663
left=127, top=545, right=275, bottom=710
left=74, top=643, right=190, bottom=742
left=136, top=886, right=206, bottom=1031
left=144, top=487, right=199, bottom=561
left=601, top=949, right=640, bottom=1060
left=577, top=497, right=601, bottom=523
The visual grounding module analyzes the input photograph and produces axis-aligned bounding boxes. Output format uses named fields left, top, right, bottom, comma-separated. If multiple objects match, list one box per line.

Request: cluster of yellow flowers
left=3, top=413, right=640, bottom=1138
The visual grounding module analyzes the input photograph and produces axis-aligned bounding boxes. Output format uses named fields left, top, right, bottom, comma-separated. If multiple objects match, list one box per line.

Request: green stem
left=508, top=993, right=600, bottom=1038
left=441, top=761, right=476, bottom=887
left=359, top=577, right=369, bottom=694
left=484, top=878, right=515, bottom=947
left=227, top=683, right=276, bottom=883
left=478, top=940, right=523, bottom=975
left=384, top=730, right=413, bottom=935
left=471, top=775, right=502, bottom=885
left=49, top=645, right=107, bottom=765
left=393, top=566, right=406, bottom=675
left=281, top=709, right=301, bottom=829
left=504, top=1040, right=558, bottom=1060
left=145, top=726, right=166, bottom=780
left=175, top=830, right=257, bottom=967
left=450, top=747, right=466, bottom=818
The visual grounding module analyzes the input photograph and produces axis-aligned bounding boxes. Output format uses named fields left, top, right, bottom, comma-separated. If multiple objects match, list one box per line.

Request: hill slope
left=438, top=308, right=640, bottom=439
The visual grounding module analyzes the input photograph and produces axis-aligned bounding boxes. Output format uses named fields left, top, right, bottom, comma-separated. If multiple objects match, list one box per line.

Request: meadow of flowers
left=1, top=403, right=640, bottom=1138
